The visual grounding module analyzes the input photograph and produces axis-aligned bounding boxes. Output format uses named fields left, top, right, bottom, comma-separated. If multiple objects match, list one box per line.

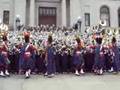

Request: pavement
left=0, top=73, right=120, bottom=90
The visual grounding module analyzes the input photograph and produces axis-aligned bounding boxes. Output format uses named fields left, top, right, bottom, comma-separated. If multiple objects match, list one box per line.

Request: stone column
left=30, top=0, right=35, bottom=26
left=61, top=0, right=67, bottom=26
left=9, top=0, right=15, bottom=27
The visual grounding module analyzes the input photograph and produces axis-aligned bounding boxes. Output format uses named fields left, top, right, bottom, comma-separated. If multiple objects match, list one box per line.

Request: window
left=100, top=6, right=110, bottom=26
left=38, top=7, right=57, bottom=26
left=85, top=13, right=90, bottom=26
left=39, top=7, right=56, bottom=16
left=118, top=8, right=120, bottom=27
left=3, top=10, right=10, bottom=25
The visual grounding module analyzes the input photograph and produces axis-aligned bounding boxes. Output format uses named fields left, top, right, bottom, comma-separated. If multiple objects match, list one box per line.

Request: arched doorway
left=100, top=5, right=110, bottom=27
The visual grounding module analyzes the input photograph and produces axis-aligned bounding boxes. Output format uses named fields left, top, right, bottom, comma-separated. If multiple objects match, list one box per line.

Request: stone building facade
left=0, top=0, right=120, bottom=30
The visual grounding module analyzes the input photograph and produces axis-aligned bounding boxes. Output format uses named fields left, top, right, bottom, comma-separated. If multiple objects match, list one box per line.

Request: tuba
left=106, top=28, right=112, bottom=36
left=99, top=20, right=107, bottom=27
left=113, top=28, right=118, bottom=36
left=0, top=23, right=8, bottom=32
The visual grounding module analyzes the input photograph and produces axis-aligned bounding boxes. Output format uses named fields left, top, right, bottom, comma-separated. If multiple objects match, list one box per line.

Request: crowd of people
left=0, top=24, right=120, bottom=78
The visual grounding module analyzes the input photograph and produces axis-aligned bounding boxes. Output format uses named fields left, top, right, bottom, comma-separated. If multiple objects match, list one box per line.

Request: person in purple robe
left=110, top=37, right=120, bottom=74
left=45, top=35, right=56, bottom=78
left=0, top=32, right=10, bottom=77
left=61, top=45, right=69, bottom=73
left=93, top=35, right=104, bottom=75
left=73, top=37, right=85, bottom=76
left=19, top=32, right=37, bottom=78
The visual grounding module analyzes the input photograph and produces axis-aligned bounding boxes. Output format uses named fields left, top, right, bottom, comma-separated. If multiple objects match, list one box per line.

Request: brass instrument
left=0, top=23, right=8, bottom=32
left=119, top=29, right=120, bottom=34
left=84, top=19, right=120, bottom=46
left=99, top=20, right=107, bottom=27
left=113, top=28, right=118, bottom=35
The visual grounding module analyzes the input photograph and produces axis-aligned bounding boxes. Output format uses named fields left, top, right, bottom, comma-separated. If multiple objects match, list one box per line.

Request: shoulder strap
left=100, top=45, right=102, bottom=51
left=25, top=44, right=30, bottom=51
left=21, top=43, right=30, bottom=52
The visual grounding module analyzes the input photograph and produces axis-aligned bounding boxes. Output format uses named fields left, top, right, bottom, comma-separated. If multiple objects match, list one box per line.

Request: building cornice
left=36, top=0, right=61, bottom=3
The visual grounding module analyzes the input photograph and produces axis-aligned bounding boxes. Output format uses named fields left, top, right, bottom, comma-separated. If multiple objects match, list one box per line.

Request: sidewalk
left=0, top=73, right=120, bottom=90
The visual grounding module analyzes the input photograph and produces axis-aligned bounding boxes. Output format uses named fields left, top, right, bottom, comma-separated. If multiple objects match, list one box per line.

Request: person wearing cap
left=73, top=37, right=85, bottom=76
left=61, top=44, right=69, bottom=73
left=110, top=37, right=120, bottom=74
left=93, top=34, right=105, bottom=75
left=0, top=32, right=10, bottom=77
left=19, top=32, right=37, bottom=78
left=45, top=35, right=56, bottom=77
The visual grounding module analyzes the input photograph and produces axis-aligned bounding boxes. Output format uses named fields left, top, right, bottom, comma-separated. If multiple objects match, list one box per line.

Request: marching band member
left=0, top=24, right=119, bottom=77
left=93, top=34, right=105, bottom=75
left=45, top=35, right=56, bottom=77
left=0, top=32, right=10, bottom=77
left=61, top=45, right=69, bottom=73
left=73, top=37, right=85, bottom=76
left=110, top=37, right=120, bottom=74
left=19, top=32, right=37, bottom=78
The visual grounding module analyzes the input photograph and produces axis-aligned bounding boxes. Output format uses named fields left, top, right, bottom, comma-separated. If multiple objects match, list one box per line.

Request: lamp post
left=15, top=15, right=21, bottom=31
left=0, top=18, right=2, bottom=24
left=77, top=16, right=82, bottom=32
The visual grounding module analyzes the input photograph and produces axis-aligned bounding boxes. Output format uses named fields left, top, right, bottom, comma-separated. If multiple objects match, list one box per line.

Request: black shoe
left=44, top=72, right=48, bottom=76
left=113, top=71, right=118, bottom=74
left=47, top=74, right=54, bottom=78
left=25, top=75, right=30, bottom=79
